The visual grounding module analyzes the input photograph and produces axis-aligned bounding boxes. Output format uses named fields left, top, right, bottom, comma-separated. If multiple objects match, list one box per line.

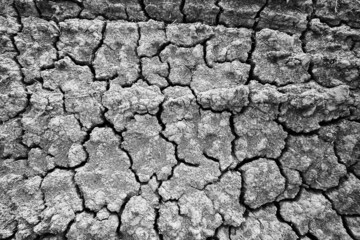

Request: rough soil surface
left=1, top=0, right=360, bottom=239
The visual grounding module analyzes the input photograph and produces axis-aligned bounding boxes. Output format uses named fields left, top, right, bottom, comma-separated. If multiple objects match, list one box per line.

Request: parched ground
left=1, top=0, right=360, bottom=239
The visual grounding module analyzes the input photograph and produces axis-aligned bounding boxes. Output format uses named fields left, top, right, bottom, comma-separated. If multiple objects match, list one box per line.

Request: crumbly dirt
left=1, top=0, right=360, bottom=239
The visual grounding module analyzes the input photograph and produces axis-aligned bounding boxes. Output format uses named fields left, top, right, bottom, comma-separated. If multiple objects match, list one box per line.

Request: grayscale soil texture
left=1, top=0, right=360, bottom=239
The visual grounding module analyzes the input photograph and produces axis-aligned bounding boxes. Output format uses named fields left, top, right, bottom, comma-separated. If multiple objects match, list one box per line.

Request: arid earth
left=1, top=0, right=360, bottom=239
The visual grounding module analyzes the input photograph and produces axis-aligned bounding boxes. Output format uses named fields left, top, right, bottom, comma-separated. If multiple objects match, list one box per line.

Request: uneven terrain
left=1, top=0, right=360, bottom=239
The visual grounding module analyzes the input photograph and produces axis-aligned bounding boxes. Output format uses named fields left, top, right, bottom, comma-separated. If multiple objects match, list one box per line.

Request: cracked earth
left=1, top=0, right=360, bottom=239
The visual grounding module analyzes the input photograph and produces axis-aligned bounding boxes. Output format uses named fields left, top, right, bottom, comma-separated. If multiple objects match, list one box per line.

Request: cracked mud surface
left=1, top=0, right=360, bottom=239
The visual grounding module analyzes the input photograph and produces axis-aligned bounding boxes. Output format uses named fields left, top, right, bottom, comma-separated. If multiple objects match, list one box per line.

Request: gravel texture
left=1, top=0, right=360, bottom=239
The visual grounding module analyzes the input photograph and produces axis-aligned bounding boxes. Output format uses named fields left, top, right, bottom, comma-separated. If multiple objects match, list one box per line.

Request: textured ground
left=1, top=0, right=360, bottom=239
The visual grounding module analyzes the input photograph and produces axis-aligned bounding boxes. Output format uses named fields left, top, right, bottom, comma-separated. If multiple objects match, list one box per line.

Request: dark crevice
left=318, top=115, right=352, bottom=129
left=270, top=157, right=291, bottom=201
left=52, top=23, right=61, bottom=61
left=117, top=194, right=134, bottom=237
left=319, top=190, right=358, bottom=240
left=32, top=0, right=43, bottom=19
left=244, top=0, right=269, bottom=85
left=39, top=64, right=57, bottom=71
left=313, top=16, right=360, bottom=30
left=207, top=214, right=225, bottom=240
left=74, top=0, right=85, bottom=18
left=299, top=0, right=316, bottom=53
left=165, top=35, right=214, bottom=49
left=207, top=237, right=219, bottom=240
left=156, top=101, right=200, bottom=168
left=305, top=232, right=320, bottom=240
left=91, top=21, right=107, bottom=66
left=229, top=113, right=240, bottom=166
left=341, top=216, right=358, bottom=240
left=10, top=1, right=29, bottom=89
left=234, top=155, right=264, bottom=172
left=4, top=2, right=360, bottom=239
left=200, top=38, right=214, bottom=69
left=124, top=7, right=129, bottom=21
left=135, top=23, right=148, bottom=86
left=58, top=87, right=67, bottom=113
left=299, top=0, right=317, bottom=83
left=274, top=201, right=303, bottom=238
left=59, top=54, right=99, bottom=82
left=71, top=169, right=96, bottom=215
left=274, top=118, right=320, bottom=136
left=33, top=233, right=63, bottom=240
left=180, top=0, right=187, bottom=23
left=0, top=89, right=32, bottom=126
left=215, top=0, right=223, bottom=26
left=2, top=228, right=17, bottom=240
left=203, top=151, right=220, bottom=164
left=62, top=218, right=74, bottom=239
left=238, top=169, right=251, bottom=214
left=138, top=0, right=151, bottom=20
left=119, top=135, right=147, bottom=185
left=154, top=206, right=164, bottom=240
left=150, top=42, right=172, bottom=59
left=332, top=139, right=352, bottom=174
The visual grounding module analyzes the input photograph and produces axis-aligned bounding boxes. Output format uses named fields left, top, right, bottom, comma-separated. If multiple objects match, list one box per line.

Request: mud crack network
left=1, top=0, right=360, bottom=239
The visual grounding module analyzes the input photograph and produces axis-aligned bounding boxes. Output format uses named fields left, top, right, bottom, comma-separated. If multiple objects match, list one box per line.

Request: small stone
left=315, top=0, right=360, bottom=28
left=159, top=162, right=221, bottom=201
left=123, top=114, right=177, bottom=182
left=166, top=23, right=214, bottom=46
left=15, top=17, right=59, bottom=82
left=234, top=108, right=287, bottom=161
left=163, top=110, right=235, bottom=169
left=258, top=0, right=313, bottom=34
left=75, top=127, right=140, bottom=212
left=279, top=82, right=350, bottom=133
left=41, top=57, right=93, bottom=91
left=21, top=84, right=86, bottom=169
left=280, top=189, right=351, bottom=239
left=67, top=143, right=87, bottom=168
left=142, top=56, right=169, bottom=88
left=0, top=175, right=44, bottom=240
left=183, top=0, right=219, bottom=25
left=253, top=29, right=310, bottom=86
left=161, top=86, right=198, bottom=125
left=219, top=0, right=267, bottom=28
left=248, top=80, right=287, bottom=118
left=230, top=205, right=297, bottom=240
left=159, top=190, right=223, bottom=240
left=305, top=19, right=360, bottom=88
left=34, top=169, right=82, bottom=234
left=93, top=21, right=139, bottom=83
left=120, top=196, right=159, bottom=240
left=81, top=0, right=146, bottom=21
left=58, top=19, right=104, bottom=64
left=34, top=0, right=81, bottom=21
left=103, top=80, right=164, bottom=132
left=327, top=174, right=360, bottom=215
left=0, top=118, right=28, bottom=160
left=191, top=62, right=250, bottom=112
left=280, top=135, right=347, bottom=190
left=0, top=54, right=28, bottom=122
left=66, top=212, right=119, bottom=240
left=138, top=20, right=167, bottom=57
left=160, top=44, right=204, bottom=85
left=241, top=159, right=286, bottom=209
left=206, top=26, right=252, bottom=65
left=334, top=120, right=360, bottom=177
left=205, top=171, right=245, bottom=226
left=144, top=0, right=182, bottom=22
left=344, top=216, right=360, bottom=240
